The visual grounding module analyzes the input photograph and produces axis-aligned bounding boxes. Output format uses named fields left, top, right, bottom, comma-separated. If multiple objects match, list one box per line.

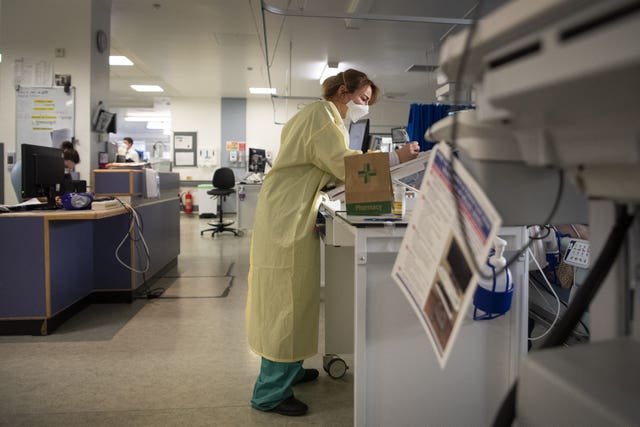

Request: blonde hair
left=321, top=69, right=379, bottom=105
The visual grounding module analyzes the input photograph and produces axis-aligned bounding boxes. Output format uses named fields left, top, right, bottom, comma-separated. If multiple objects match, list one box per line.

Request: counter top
left=0, top=196, right=178, bottom=220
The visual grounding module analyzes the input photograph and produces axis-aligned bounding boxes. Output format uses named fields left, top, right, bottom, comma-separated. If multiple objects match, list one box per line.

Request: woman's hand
left=397, top=142, right=420, bottom=163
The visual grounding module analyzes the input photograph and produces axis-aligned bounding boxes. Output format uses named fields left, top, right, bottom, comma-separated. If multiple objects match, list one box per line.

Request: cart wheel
left=237, top=230, right=244, bottom=237
left=323, top=354, right=348, bottom=379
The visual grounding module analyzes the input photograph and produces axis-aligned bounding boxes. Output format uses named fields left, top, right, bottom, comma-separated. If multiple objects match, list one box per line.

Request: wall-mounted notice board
left=173, top=131, right=197, bottom=167
left=15, top=86, right=75, bottom=155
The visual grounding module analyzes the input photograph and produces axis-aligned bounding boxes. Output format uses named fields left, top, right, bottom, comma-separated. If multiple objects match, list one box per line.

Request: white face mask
left=346, top=100, right=369, bottom=123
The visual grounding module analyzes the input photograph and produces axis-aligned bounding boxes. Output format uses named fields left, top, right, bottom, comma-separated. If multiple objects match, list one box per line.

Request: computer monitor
left=94, top=110, right=115, bottom=133
left=106, top=141, right=119, bottom=163
left=248, top=148, right=267, bottom=173
left=21, top=143, right=65, bottom=207
left=349, top=119, right=370, bottom=152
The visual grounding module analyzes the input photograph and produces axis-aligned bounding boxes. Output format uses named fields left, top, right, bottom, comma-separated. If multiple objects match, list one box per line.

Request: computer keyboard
left=4, top=203, right=59, bottom=211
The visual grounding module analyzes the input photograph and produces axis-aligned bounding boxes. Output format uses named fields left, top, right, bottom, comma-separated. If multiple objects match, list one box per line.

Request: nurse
left=246, top=68, right=419, bottom=416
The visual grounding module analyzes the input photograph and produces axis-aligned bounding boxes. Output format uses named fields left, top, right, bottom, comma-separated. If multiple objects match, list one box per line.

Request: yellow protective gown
left=246, top=100, right=359, bottom=362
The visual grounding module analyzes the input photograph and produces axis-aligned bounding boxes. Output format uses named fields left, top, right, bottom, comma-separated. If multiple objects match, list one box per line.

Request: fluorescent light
left=125, top=110, right=170, bottom=123
left=130, top=85, right=164, bottom=92
left=126, top=111, right=170, bottom=118
left=125, top=117, right=170, bottom=123
left=110, top=55, right=134, bottom=66
left=249, top=87, right=276, bottom=95
left=125, top=117, right=159, bottom=122
left=319, top=62, right=340, bottom=83
left=146, top=121, right=170, bottom=130
left=0, top=53, right=2, bottom=63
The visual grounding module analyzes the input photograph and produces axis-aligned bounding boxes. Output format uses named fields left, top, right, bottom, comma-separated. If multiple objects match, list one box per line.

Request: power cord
left=439, top=2, right=636, bottom=425
left=112, top=198, right=165, bottom=299
left=529, top=271, right=590, bottom=339
left=527, top=248, right=560, bottom=341
left=493, top=204, right=636, bottom=427
left=444, top=0, right=566, bottom=282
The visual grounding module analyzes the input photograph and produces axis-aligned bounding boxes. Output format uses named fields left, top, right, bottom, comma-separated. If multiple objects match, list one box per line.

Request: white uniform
left=125, top=147, right=140, bottom=162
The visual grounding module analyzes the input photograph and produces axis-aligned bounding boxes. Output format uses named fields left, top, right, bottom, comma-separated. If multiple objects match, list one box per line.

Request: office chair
left=200, top=167, right=240, bottom=237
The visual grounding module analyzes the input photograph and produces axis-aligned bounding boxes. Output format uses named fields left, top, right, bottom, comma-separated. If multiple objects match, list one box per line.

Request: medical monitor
left=21, top=143, right=65, bottom=207
left=248, top=148, right=267, bottom=173
left=349, top=119, right=370, bottom=152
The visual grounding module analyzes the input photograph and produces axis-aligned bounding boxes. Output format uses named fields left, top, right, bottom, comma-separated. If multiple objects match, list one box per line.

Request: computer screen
left=248, top=148, right=267, bottom=173
left=106, top=141, right=119, bottom=163
left=21, top=143, right=65, bottom=206
left=391, top=127, right=409, bottom=143
left=349, top=119, right=370, bottom=152
left=95, top=110, right=115, bottom=133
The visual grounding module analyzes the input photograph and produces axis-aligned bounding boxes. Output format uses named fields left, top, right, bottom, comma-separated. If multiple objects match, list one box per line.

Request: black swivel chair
left=200, top=167, right=240, bottom=237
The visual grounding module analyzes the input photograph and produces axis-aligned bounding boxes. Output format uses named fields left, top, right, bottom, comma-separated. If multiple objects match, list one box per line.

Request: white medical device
left=433, top=0, right=640, bottom=425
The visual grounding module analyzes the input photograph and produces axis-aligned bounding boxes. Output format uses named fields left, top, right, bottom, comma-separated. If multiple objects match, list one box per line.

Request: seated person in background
left=56, top=147, right=83, bottom=204
left=61, top=140, right=80, bottom=180
left=60, top=140, right=74, bottom=153
left=123, top=137, right=141, bottom=163
left=10, top=142, right=81, bottom=203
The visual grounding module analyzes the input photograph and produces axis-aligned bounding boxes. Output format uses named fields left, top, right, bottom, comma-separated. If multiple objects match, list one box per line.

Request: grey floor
left=0, top=214, right=353, bottom=426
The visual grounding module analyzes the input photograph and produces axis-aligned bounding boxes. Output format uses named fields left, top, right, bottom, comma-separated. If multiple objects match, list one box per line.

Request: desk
left=321, top=207, right=529, bottom=426
left=0, top=174, right=180, bottom=335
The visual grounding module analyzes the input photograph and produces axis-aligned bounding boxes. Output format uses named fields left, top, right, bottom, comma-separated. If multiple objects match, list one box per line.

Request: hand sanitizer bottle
left=473, top=236, right=514, bottom=320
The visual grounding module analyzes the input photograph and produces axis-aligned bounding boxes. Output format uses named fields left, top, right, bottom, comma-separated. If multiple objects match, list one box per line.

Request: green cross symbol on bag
left=357, top=163, right=377, bottom=183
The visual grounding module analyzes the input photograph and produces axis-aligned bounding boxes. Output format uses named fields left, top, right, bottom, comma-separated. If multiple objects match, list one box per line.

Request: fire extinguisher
left=184, top=191, right=193, bottom=214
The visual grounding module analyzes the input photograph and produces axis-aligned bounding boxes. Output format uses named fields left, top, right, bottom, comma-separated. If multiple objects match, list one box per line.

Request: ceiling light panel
left=130, top=85, right=164, bottom=92
left=110, top=55, right=134, bottom=66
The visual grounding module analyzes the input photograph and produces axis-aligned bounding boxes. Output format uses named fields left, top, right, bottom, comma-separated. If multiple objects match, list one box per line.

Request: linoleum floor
left=0, top=214, right=353, bottom=426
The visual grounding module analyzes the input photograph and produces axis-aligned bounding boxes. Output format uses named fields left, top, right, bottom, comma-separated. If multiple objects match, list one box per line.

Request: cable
left=527, top=248, right=560, bottom=341
left=527, top=224, right=552, bottom=240
left=493, top=204, right=636, bottom=427
left=529, top=272, right=590, bottom=338
left=540, top=204, right=634, bottom=349
left=114, top=198, right=151, bottom=274
left=444, top=0, right=566, bottom=282
left=570, top=223, right=582, bottom=239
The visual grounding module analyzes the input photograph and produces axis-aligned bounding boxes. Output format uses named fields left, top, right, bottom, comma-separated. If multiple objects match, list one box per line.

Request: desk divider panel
left=92, top=170, right=143, bottom=196
left=49, top=220, right=94, bottom=315
left=0, top=217, right=46, bottom=317
left=93, top=214, right=135, bottom=290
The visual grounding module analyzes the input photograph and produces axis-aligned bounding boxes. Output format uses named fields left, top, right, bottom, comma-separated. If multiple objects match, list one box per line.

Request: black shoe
left=271, top=396, right=308, bottom=416
left=297, top=368, right=319, bottom=384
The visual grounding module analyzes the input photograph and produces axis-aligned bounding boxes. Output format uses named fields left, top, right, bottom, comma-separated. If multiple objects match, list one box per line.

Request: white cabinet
left=322, top=209, right=529, bottom=426
left=196, top=184, right=216, bottom=217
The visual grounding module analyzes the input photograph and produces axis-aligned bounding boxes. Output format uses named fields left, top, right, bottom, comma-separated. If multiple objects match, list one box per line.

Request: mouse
left=0, top=206, right=10, bottom=213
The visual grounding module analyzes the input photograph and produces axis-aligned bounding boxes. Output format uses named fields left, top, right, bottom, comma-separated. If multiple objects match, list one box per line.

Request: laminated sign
left=344, top=152, right=392, bottom=215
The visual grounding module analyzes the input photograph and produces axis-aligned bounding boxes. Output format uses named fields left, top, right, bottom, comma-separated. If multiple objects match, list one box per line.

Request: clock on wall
left=96, top=30, right=108, bottom=53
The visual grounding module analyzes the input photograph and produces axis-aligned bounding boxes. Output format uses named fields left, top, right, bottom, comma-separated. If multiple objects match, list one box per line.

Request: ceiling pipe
left=262, top=1, right=473, bottom=26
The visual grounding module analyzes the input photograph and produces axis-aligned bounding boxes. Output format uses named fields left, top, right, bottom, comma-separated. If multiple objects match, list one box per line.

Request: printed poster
left=392, top=142, right=501, bottom=368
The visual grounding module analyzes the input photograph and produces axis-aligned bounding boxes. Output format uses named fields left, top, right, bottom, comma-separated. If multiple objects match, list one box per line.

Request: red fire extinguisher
left=184, top=191, right=193, bottom=214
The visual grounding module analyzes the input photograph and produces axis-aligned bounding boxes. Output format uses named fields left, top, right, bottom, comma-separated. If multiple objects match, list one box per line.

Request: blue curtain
left=406, top=104, right=451, bottom=152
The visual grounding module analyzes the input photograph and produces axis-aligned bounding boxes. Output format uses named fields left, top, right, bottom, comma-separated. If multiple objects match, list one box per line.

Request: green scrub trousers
left=251, top=358, right=305, bottom=411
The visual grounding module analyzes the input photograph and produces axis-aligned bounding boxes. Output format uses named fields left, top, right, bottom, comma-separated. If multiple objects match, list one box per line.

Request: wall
left=368, top=100, right=413, bottom=134
left=131, top=95, right=413, bottom=210
left=244, top=97, right=413, bottom=163
left=0, top=0, right=111, bottom=204
left=171, top=96, right=221, bottom=182
left=246, top=98, right=284, bottom=161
